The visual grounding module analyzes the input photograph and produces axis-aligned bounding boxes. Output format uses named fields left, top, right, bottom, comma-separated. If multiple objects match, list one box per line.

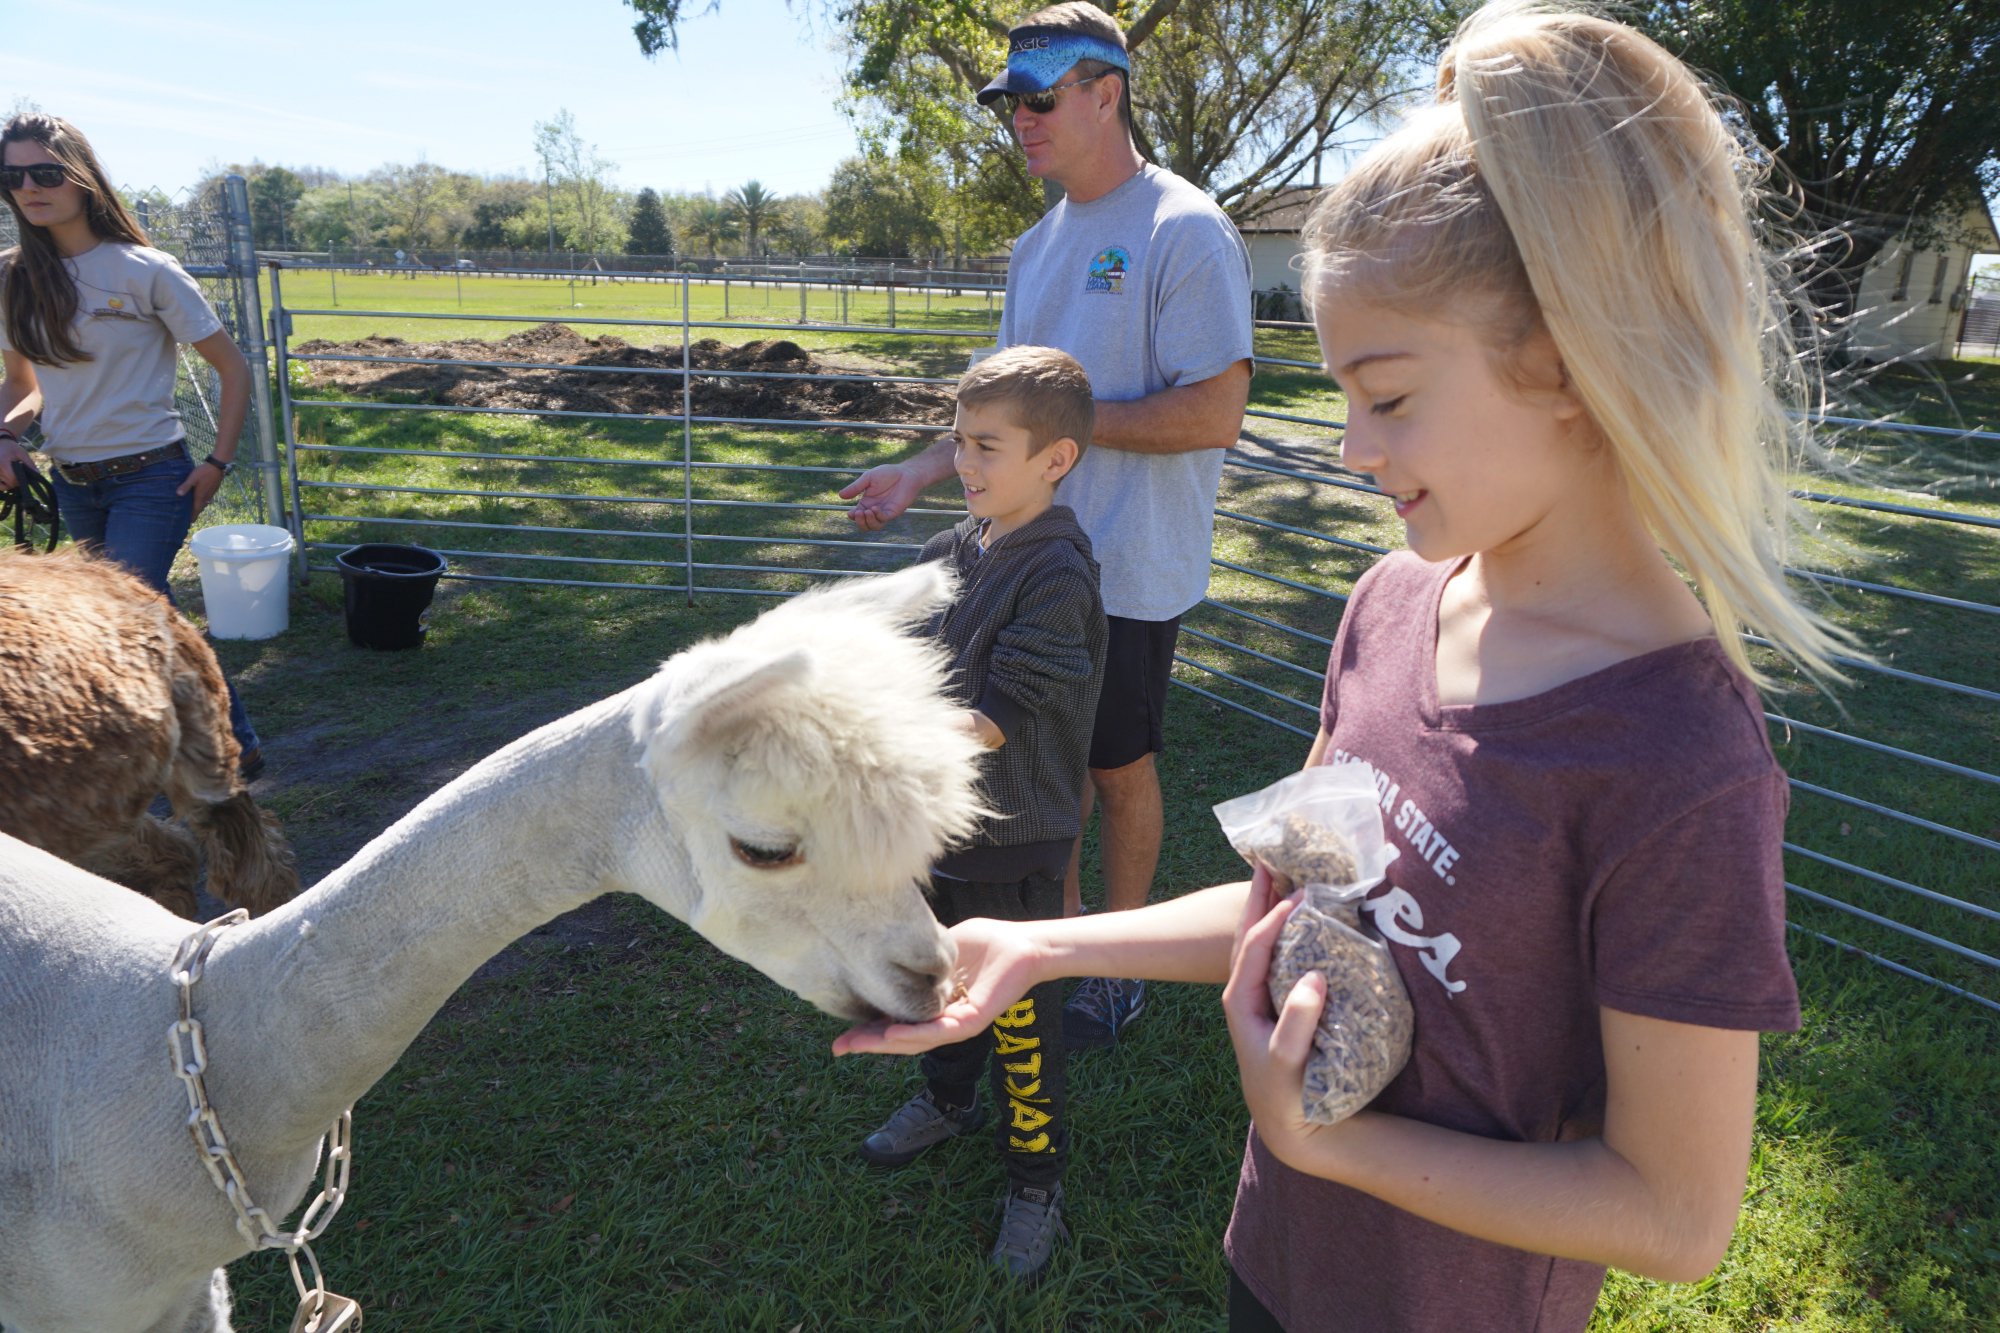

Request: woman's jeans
left=50, top=448, right=261, bottom=754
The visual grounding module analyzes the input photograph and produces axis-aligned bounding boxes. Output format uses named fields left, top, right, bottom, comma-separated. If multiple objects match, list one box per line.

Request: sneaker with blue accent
left=990, top=1183, right=1067, bottom=1283
left=1063, top=976, right=1146, bottom=1050
left=858, top=1088, right=983, bottom=1167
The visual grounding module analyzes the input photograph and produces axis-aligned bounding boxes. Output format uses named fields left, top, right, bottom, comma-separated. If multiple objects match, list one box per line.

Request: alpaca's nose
left=889, top=957, right=957, bottom=1019
left=892, top=959, right=952, bottom=991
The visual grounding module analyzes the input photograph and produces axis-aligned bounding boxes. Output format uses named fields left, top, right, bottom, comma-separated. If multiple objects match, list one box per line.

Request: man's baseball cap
left=976, top=25, right=1130, bottom=106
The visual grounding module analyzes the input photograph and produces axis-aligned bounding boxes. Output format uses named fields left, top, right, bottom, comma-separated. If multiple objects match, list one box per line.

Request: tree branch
left=1124, top=0, right=1185, bottom=51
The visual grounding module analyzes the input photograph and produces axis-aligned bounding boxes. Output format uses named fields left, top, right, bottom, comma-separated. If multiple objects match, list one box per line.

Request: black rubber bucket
left=335, top=543, right=447, bottom=650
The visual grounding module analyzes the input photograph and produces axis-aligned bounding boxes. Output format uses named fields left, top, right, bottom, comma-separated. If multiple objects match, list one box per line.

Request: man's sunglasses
left=1001, top=70, right=1114, bottom=116
left=1, top=164, right=68, bottom=191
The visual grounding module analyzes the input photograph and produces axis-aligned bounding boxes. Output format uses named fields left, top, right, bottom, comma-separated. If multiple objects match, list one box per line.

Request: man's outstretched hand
left=839, top=462, right=925, bottom=531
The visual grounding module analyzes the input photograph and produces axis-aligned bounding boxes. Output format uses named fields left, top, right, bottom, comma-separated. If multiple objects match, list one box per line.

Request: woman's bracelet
left=200, top=454, right=235, bottom=476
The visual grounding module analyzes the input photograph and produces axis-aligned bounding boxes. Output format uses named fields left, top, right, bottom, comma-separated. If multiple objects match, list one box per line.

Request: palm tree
left=725, top=180, right=778, bottom=259
left=688, top=198, right=741, bottom=258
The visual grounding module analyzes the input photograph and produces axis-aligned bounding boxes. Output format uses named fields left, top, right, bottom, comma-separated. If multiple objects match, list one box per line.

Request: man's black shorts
left=1088, top=614, right=1182, bottom=771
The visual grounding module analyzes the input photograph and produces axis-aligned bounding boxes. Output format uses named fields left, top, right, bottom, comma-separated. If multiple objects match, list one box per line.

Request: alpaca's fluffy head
left=630, top=562, right=989, bottom=1022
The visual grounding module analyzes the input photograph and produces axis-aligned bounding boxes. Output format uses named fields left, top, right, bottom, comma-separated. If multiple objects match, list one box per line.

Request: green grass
left=1845, top=358, right=2000, bottom=434
left=1824, top=359, right=2000, bottom=505
left=266, top=269, right=1005, bottom=374
left=182, top=275, right=2000, bottom=1328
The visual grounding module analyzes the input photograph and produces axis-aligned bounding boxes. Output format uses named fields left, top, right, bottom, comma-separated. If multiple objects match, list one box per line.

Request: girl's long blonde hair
left=1303, top=1, right=1857, bottom=687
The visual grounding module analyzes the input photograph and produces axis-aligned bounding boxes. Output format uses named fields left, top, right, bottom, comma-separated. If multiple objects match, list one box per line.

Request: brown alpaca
left=0, top=547, right=298, bottom=918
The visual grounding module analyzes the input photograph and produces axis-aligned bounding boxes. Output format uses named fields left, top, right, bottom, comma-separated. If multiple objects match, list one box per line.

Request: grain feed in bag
left=1214, top=761, right=1413, bottom=1124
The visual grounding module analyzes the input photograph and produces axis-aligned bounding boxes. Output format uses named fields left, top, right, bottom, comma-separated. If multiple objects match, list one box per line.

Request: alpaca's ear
left=883, top=561, right=956, bottom=624
left=879, top=561, right=956, bottom=625
left=802, top=562, right=955, bottom=628
left=681, top=649, right=814, bottom=750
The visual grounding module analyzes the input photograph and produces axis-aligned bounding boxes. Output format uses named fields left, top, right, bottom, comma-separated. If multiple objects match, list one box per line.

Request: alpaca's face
left=652, top=769, right=962, bottom=1023
left=632, top=564, right=989, bottom=1022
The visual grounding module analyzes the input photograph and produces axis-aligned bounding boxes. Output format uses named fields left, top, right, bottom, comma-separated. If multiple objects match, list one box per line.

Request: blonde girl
left=835, top=4, right=1852, bottom=1328
left=0, top=113, right=265, bottom=774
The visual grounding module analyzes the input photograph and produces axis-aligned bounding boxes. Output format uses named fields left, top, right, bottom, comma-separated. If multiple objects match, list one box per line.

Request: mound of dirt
left=294, top=324, right=952, bottom=428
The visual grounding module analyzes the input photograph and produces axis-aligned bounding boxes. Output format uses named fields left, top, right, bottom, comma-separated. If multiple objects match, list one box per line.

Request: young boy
left=857, top=345, right=1106, bottom=1284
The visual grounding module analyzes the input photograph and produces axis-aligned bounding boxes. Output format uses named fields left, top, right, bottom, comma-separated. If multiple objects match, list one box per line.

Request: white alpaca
left=0, top=563, right=987, bottom=1333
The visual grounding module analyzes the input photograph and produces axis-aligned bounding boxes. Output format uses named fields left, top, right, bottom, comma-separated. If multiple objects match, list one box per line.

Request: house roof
left=1969, top=196, right=2000, bottom=254
left=1868, top=195, right=2000, bottom=272
left=1232, top=182, right=2000, bottom=259
left=1235, top=185, right=1327, bottom=234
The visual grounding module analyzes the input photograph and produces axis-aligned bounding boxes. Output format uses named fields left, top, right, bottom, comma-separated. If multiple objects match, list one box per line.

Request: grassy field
left=266, top=268, right=1006, bottom=370
left=174, top=269, right=2000, bottom=1328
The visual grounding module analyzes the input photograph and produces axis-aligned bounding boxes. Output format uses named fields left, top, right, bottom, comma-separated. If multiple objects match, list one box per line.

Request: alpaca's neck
left=194, top=684, right=687, bottom=1163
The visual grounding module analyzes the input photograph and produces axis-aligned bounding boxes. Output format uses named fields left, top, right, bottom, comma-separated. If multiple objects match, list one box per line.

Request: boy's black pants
left=921, top=868, right=1068, bottom=1190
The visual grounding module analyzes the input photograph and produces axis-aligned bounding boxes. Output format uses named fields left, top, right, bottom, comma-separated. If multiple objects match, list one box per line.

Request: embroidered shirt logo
left=1085, top=246, right=1129, bottom=295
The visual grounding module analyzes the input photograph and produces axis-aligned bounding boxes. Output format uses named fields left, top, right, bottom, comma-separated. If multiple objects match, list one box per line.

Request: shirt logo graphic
left=1335, top=748, right=1469, bottom=995
left=1085, top=246, right=1129, bottom=295
left=107, top=297, right=125, bottom=310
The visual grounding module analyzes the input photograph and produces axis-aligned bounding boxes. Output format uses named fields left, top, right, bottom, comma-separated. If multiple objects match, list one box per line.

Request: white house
left=1846, top=198, right=2000, bottom=362
left=1237, top=187, right=1324, bottom=315
left=1236, top=185, right=1999, bottom=363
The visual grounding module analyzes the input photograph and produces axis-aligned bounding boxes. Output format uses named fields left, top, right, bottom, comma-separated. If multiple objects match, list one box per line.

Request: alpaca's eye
left=730, top=837, right=802, bottom=869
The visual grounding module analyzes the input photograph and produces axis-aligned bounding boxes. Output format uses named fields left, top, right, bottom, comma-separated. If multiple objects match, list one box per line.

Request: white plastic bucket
left=189, top=523, right=296, bottom=640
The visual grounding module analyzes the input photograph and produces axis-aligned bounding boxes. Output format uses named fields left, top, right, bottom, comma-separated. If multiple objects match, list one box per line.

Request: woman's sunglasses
left=1, top=164, right=69, bottom=191
left=1001, top=70, right=1114, bottom=117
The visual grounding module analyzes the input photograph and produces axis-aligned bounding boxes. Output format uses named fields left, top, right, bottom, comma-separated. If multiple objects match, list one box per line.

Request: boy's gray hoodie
left=921, top=505, right=1106, bottom=882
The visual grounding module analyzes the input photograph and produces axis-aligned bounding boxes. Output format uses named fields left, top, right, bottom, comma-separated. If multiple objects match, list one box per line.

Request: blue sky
left=0, top=0, right=863, bottom=197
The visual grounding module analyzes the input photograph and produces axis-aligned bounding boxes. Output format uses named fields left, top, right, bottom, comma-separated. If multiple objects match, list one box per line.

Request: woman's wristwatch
left=201, top=453, right=235, bottom=476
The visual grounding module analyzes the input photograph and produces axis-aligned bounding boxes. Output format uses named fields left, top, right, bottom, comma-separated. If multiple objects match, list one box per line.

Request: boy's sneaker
left=1063, top=976, right=1146, bottom=1050
left=858, top=1089, right=983, bottom=1167
left=990, top=1183, right=1067, bottom=1283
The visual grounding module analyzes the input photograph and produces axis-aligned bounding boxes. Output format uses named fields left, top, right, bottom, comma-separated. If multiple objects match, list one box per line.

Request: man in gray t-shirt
left=841, top=2, right=1252, bottom=1055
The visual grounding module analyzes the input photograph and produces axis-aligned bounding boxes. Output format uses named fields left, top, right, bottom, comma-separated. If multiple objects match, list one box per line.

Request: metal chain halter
left=169, top=910, right=361, bottom=1329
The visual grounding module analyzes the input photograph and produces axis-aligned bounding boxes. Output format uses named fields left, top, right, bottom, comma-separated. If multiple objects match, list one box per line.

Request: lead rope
left=169, top=911, right=363, bottom=1332
left=2, top=460, right=60, bottom=553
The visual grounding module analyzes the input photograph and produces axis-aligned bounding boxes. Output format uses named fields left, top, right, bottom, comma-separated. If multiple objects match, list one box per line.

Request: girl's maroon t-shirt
left=1223, top=552, right=1800, bottom=1333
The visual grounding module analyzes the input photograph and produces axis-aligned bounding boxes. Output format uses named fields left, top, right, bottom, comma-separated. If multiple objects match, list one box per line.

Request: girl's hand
left=832, top=915, right=1043, bottom=1056
left=1222, top=865, right=1331, bottom=1166
left=0, top=436, right=32, bottom=490
left=176, top=459, right=227, bottom=518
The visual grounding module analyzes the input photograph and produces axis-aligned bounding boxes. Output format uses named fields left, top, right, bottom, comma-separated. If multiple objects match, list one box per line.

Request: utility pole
left=949, top=157, right=962, bottom=272
left=542, top=155, right=558, bottom=256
